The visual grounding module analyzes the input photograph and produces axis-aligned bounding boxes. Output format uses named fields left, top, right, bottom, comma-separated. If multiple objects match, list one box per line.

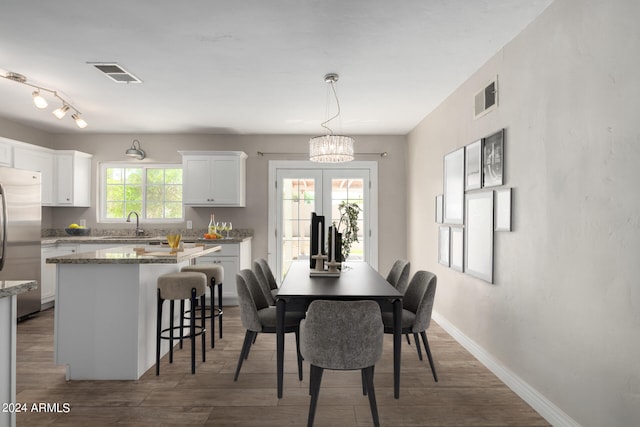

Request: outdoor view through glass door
left=269, top=161, right=378, bottom=280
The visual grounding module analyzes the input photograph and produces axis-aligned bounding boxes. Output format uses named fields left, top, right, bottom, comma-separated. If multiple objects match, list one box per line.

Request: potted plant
left=335, top=201, right=361, bottom=261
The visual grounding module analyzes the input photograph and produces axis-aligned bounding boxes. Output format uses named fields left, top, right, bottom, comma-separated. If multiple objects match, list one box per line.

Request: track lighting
left=32, top=90, right=48, bottom=109
left=1, top=70, right=87, bottom=129
left=52, top=104, right=69, bottom=119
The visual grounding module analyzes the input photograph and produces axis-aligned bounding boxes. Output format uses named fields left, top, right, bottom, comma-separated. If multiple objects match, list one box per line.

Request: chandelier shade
left=309, top=134, right=354, bottom=163
left=309, top=73, right=354, bottom=163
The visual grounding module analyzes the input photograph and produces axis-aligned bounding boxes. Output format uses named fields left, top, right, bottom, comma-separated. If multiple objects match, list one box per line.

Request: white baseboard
left=432, top=311, right=581, bottom=427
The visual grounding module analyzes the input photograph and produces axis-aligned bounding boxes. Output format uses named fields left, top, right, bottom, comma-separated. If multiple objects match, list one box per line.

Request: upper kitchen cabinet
left=55, top=151, right=92, bottom=207
left=180, top=151, right=247, bottom=207
left=0, top=138, right=13, bottom=166
left=14, top=146, right=55, bottom=205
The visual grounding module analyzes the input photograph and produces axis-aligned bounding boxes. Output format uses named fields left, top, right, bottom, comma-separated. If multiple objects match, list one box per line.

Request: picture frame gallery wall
left=435, top=128, right=511, bottom=284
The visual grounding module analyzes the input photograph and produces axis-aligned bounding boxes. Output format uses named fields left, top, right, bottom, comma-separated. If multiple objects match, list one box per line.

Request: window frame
left=99, top=162, right=184, bottom=224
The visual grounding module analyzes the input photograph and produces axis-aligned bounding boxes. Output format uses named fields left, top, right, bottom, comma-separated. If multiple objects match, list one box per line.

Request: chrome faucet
left=126, top=211, right=144, bottom=236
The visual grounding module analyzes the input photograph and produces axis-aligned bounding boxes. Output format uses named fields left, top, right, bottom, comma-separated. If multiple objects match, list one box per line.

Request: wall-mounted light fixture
left=125, top=139, right=145, bottom=160
left=0, top=70, right=88, bottom=129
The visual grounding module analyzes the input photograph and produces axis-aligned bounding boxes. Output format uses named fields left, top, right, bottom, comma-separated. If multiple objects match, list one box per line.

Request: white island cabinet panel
left=49, top=245, right=221, bottom=380
left=180, top=151, right=247, bottom=207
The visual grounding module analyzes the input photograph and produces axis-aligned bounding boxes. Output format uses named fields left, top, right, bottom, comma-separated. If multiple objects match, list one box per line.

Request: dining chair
left=386, top=259, right=410, bottom=294
left=234, top=269, right=303, bottom=381
left=253, top=258, right=279, bottom=301
left=382, top=270, right=438, bottom=382
left=300, top=300, right=384, bottom=427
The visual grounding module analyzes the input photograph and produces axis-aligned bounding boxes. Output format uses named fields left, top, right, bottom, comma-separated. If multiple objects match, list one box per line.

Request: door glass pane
left=281, top=178, right=316, bottom=276
left=330, top=178, right=364, bottom=261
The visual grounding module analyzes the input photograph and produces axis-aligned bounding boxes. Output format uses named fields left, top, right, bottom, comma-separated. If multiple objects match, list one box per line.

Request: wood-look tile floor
left=16, top=307, right=550, bottom=426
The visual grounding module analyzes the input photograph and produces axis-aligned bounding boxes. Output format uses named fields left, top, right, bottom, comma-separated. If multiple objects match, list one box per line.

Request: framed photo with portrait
left=482, top=129, right=504, bottom=188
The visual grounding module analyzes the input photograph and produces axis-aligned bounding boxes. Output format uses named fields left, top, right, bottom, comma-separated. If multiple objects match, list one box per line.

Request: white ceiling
left=0, top=1, right=553, bottom=135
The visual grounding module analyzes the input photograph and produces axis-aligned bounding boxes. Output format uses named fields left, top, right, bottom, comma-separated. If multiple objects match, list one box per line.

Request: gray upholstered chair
left=382, top=270, right=438, bottom=382
left=253, top=258, right=279, bottom=302
left=300, top=300, right=384, bottom=427
left=234, top=269, right=303, bottom=381
left=386, top=259, right=410, bottom=294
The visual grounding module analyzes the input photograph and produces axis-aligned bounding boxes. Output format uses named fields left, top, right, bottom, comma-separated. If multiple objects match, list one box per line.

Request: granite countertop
left=45, top=244, right=222, bottom=265
left=0, top=280, right=38, bottom=299
left=42, top=235, right=252, bottom=245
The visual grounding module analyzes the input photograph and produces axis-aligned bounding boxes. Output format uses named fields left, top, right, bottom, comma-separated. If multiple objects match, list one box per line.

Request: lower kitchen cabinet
left=41, top=244, right=77, bottom=307
left=195, top=240, right=251, bottom=305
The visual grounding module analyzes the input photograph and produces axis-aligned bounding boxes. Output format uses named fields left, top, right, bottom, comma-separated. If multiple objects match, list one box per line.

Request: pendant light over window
left=309, top=73, right=354, bottom=163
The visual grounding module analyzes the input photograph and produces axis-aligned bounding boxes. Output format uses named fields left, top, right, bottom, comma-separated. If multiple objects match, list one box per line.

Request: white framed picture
left=464, top=191, right=494, bottom=283
left=450, top=227, right=464, bottom=272
left=438, top=226, right=450, bottom=267
left=495, top=188, right=512, bottom=231
left=435, top=194, right=443, bottom=223
left=443, top=147, right=464, bottom=224
left=465, top=140, right=482, bottom=190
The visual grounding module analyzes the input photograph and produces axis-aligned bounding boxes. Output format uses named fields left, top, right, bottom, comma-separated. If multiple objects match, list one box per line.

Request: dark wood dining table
left=276, top=261, right=403, bottom=399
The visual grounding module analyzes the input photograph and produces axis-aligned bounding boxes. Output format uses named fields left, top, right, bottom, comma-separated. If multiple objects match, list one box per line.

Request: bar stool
left=156, top=271, right=207, bottom=375
left=181, top=264, right=224, bottom=348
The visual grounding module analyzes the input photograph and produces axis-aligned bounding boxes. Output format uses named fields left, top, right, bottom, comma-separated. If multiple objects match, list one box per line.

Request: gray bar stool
left=181, top=264, right=224, bottom=348
left=156, top=271, right=207, bottom=375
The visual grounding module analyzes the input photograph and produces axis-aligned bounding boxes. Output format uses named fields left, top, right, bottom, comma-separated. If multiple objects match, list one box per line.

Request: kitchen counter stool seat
left=156, top=271, right=207, bottom=375
left=181, top=264, right=225, bottom=348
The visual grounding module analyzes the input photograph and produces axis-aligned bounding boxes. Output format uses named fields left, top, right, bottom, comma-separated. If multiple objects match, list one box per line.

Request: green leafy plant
left=335, top=201, right=361, bottom=260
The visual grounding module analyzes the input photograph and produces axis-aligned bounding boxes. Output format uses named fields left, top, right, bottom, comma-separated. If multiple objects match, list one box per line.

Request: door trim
left=268, top=160, right=378, bottom=278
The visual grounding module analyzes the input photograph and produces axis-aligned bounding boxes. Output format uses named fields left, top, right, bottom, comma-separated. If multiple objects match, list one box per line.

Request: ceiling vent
left=88, top=63, right=142, bottom=83
left=474, top=76, right=498, bottom=119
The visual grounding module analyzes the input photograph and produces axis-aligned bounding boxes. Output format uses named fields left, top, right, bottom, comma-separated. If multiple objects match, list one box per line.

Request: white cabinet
left=55, top=150, right=92, bottom=207
left=195, top=240, right=251, bottom=304
left=0, top=138, right=12, bottom=166
left=41, top=244, right=77, bottom=306
left=13, top=146, right=92, bottom=207
left=14, top=146, right=55, bottom=205
left=180, top=151, right=247, bottom=207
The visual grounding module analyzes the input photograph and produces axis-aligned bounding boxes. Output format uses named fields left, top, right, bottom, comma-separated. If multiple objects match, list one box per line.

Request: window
left=100, top=164, right=183, bottom=222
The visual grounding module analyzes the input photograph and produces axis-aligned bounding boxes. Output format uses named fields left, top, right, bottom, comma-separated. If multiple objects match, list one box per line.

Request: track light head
left=52, top=104, right=70, bottom=119
left=32, top=90, right=48, bottom=109
left=72, top=113, right=88, bottom=129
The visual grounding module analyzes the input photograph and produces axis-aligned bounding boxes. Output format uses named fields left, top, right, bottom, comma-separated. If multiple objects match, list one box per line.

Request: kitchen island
left=46, top=244, right=221, bottom=380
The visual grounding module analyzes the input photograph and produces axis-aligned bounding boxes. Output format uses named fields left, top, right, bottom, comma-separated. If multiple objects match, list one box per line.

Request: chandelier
left=309, top=73, right=354, bottom=163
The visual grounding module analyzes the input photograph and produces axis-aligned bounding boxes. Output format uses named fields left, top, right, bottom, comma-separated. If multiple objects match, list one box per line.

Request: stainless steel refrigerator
left=0, top=166, right=41, bottom=318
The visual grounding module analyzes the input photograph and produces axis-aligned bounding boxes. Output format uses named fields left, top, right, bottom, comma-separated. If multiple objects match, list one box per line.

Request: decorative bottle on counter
left=208, top=213, right=216, bottom=235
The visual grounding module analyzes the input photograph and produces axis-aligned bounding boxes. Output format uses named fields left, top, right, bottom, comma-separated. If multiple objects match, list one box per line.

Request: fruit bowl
left=64, top=227, right=91, bottom=236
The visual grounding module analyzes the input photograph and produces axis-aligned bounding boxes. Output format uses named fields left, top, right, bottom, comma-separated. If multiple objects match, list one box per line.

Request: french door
left=268, top=161, right=378, bottom=280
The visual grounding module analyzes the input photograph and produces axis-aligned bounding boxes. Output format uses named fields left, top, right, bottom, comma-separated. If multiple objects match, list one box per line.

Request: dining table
left=276, top=261, right=403, bottom=399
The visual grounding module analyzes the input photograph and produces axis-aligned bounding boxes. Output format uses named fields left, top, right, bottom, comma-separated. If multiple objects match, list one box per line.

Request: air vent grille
left=474, top=76, right=498, bottom=119
left=88, top=62, right=142, bottom=84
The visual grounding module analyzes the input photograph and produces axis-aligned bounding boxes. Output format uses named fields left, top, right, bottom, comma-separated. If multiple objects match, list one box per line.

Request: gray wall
left=25, top=133, right=406, bottom=275
left=406, top=0, right=640, bottom=425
